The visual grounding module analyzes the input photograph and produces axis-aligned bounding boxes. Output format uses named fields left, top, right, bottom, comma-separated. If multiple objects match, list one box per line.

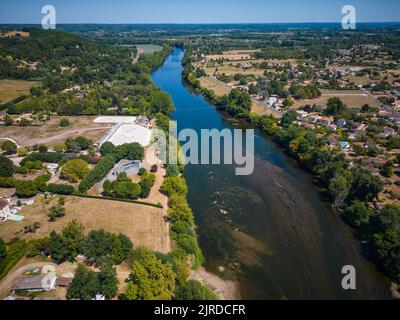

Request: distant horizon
left=1, top=0, right=400, bottom=24
left=1, top=21, right=400, bottom=26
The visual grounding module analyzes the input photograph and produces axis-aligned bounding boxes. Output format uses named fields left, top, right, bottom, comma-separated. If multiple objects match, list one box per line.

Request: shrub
left=60, top=118, right=70, bottom=127
left=46, top=183, right=75, bottom=195
left=15, top=180, right=38, bottom=198
left=1, top=140, right=17, bottom=154
left=160, top=176, right=188, bottom=196
left=48, top=206, right=66, bottom=221
left=20, top=152, right=64, bottom=166
left=139, top=172, right=155, bottom=198
left=0, top=155, right=14, bottom=177
left=175, top=280, right=218, bottom=300
left=166, top=164, right=180, bottom=177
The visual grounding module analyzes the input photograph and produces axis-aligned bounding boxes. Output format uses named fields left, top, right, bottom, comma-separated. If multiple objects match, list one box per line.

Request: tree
left=329, top=171, right=350, bottom=208
left=1, top=140, right=17, bottom=154
left=38, top=144, right=48, bottom=153
left=99, top=142, right=115, bottom=157
left=325, top=97, right=347, bottom=116
left=97, top=266, right=119, bottom=299
left=59, top=118, right=70, bottom=127
left=48, top=205, right=66, bottom=221
left=381, top=161, right=394, bottom=178
left=175, top=280, right=218, bottom=300
left=82, top=229, right=132, bottom=265
left=168, top=194, right=194, bottom=225
left=115, top=143, right=144, bottom=161
left=160, top=176, right=188, bottom=196
left=139, top=172, right=155, bottom=198
left=166, top=164, right=180, bottom=177
left=280, top=111, right=297, bottom=127
left=348, top=169, right=383, bottom=202
left=103, top=172, right=141, bottom=200
left=61, top=220, right=85, bottom=261
left=75, top=136, right=91, bottom=150
left=343, top=201, right=374, bottom=229
left=0, top=237, right=7, bottom=260
left=48, top=231, right=69, bottom=262
left=65, top=138, right=80, bottom=153
left=61, top=159, right=89, bottom=182
left=124, top=246, right=175, bottom=300
left=66, top=265, right=99, bottom=300
left=0, top=155, right=14, bottom=177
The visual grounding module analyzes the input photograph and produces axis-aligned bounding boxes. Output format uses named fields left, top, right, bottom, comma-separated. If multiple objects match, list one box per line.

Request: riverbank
left=190, top=267, right=240, bottom=300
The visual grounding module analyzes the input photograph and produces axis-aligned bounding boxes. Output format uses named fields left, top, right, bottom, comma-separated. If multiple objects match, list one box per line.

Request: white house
left=0, top=198, right=11, bottom=222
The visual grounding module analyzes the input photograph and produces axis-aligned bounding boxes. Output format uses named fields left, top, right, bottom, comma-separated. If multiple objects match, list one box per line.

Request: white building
left=99, top=123, right=152, bottom=148
left=0, top=198, right=11, bottom=222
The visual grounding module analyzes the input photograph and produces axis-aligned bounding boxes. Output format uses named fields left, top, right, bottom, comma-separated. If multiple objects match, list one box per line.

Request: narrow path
left=131, top=48, right=143, bottom=64
left=0, top=137, right=20, bottom=148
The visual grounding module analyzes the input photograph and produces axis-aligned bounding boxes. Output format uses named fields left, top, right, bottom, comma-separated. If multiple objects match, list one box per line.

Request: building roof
left=0, top=198, right=9, bottom=210
left=12, top=275, right=46, bottom=291
left=55, top=277, right=73, bottom=287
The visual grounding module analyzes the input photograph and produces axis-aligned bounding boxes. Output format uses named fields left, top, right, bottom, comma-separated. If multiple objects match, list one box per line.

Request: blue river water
left=151, top=47, right=391, bottom=299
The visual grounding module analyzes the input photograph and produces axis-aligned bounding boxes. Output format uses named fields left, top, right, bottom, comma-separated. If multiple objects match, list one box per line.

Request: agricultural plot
left=293, top=89, right=380, bottom=109
left=0, top=195, right=171, bottom=254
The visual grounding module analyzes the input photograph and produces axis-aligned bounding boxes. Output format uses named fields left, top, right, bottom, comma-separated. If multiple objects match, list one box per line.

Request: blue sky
left=0, top=0, right=399, bottom=24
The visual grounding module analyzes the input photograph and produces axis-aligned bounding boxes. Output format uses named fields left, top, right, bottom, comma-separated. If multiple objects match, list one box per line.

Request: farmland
left=0, top=116, right=109, bottom=147
left=0, top=195, right=171, bottom=254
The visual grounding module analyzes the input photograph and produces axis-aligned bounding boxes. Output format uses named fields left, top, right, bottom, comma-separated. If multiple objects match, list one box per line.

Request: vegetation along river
left=151, top=47, right=391, bottom=299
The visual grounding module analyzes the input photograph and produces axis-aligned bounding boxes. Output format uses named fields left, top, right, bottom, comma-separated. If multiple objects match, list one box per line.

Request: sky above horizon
left=0, top=0, right=399, bottom=24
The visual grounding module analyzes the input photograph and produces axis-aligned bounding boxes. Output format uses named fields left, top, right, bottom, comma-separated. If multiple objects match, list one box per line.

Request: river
left=151, top=47, right=391, bottom=299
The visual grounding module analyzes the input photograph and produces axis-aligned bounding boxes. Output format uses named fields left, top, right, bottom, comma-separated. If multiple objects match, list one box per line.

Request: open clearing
left=134, top=44, right=163, bottom=55
left=199, top=76, right=231, bottom=96
left=0, top=195, right=171, bottom=254
left=0, top=79, right=38, bottom=104
left=0, top=116, right=109, bottom=147
left=293, top=89, right=380, bottom=108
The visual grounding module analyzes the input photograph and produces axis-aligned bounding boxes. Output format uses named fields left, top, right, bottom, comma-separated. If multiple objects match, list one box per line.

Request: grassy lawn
left=134, top=44, right=163, bottom=55
left=199, top=76, right=231, bottom=96
left=0, top=195, right=171, bottom=254
left=0, top=79, right=39, bottom=104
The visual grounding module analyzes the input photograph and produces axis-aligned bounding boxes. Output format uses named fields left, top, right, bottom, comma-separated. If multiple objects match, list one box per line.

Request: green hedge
left=78, top=154, right=116, bottom=192
left=20, top=152, right=65, bottom=166
left=46, top=183, right=75, bottom=195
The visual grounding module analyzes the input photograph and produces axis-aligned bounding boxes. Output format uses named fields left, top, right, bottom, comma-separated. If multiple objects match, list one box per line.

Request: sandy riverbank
left=189, top=267, right=240, bottom=300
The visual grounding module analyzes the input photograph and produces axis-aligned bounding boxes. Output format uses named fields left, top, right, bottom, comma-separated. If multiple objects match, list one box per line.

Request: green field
left=134, top=44, right=163, bottom=54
